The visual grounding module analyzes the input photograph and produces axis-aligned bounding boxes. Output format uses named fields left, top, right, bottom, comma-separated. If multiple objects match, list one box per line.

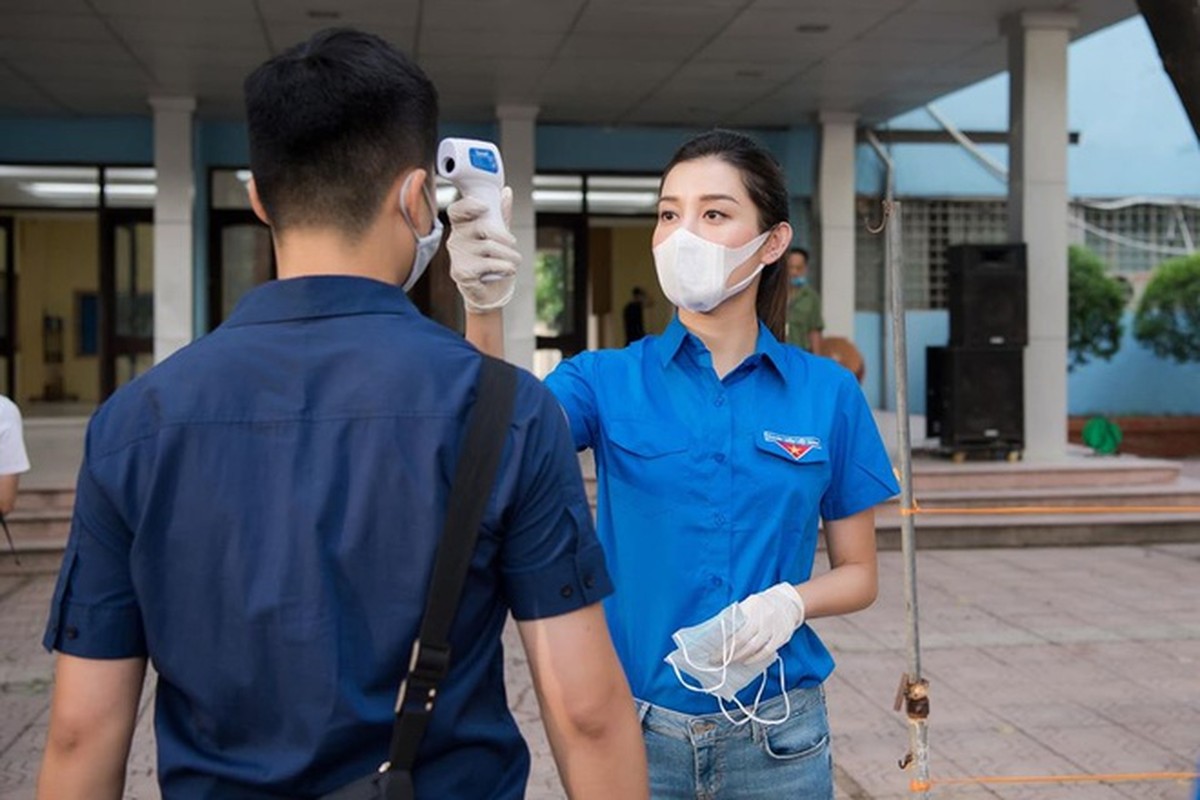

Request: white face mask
left=653, top=227, right=772, bottom=313
left=664, top=602, right=792, bottom=727
left=399, top=172, right=444, bottom=293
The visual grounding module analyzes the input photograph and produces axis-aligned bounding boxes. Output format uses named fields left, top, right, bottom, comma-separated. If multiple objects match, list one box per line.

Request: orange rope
left=911, top=772, right=1199, bottom=791
left=899, top=504, right=1200, bottom=516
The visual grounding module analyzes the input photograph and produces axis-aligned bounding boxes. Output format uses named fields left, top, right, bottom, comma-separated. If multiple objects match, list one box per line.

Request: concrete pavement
left=2, top=544, right=1198, bottom=799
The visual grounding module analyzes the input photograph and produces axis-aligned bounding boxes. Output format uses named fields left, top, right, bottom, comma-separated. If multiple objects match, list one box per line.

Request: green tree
left=535, top=251, right=565, bottom=334
left=1068, top=245, right=1126, bottom=369
left=1134, top=252, right=1200, bottom=363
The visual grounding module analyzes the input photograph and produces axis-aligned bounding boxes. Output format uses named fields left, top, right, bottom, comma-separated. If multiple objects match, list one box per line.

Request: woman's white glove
left=446, top=186, right=520, bottom=312
left=732, top=582, right=806, bottom=665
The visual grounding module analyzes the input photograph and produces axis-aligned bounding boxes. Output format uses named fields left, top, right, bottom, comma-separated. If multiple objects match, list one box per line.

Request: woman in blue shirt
left=453, top=129, right=899, bottom=799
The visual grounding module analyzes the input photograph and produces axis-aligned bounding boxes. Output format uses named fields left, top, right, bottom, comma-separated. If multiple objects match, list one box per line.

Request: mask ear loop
left=719, top=226, right=776, bottom=304
left=668, top=606, right=738, bottom=695
left=715, top=655, right=792, bottom=727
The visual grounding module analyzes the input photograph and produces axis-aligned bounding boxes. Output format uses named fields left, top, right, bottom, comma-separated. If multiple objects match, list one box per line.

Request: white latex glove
left=731, top=582, right=806, bottom=665
left=447, top=186, right=520, bottom=312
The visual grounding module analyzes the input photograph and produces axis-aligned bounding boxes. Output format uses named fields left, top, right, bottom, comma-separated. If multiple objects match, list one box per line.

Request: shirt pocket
left=752, top=433, right=831, bottom=522
left=601, top=418, right=692, bottom=518
left=606, top=418, right=691, bottom=459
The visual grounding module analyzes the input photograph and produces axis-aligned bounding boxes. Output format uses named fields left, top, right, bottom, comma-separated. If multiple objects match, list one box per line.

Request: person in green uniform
left=785, top=247, right=823, bottom=352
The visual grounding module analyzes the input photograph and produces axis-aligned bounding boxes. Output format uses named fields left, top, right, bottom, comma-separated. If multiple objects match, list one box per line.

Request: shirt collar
left=222, top=275, right=416, bottom=327
left=655, top=316, right=690, bottom=366
left=655, top=315, right=789, bottom=384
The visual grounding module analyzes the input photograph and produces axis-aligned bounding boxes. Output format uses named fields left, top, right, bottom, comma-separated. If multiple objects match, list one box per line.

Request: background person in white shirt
left=0, top=395, right=31, bottom=516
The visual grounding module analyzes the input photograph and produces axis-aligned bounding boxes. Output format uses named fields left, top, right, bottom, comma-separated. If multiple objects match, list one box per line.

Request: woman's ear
left=247, top=177, right=271, bottom=227
left=763, top=222, right=794, bottom=263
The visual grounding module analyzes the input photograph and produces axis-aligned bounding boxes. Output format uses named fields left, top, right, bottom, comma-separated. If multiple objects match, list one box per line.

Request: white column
left=497, top=104, right=538, bottom=372
left=149, top=96, right=195, bottom=362
left=1005, top=12, right=1076, bottom=461
left=816, top=111, right=857, bottom=339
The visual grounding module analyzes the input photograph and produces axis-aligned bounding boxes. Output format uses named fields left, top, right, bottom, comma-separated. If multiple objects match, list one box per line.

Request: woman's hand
left=447, top=186, right=520, bottom=312
left=731, top=582, right=806, bottom=665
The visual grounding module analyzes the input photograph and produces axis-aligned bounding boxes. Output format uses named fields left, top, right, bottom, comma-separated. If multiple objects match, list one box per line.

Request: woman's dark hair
left=661, top=129, right=791, bottom=340
left=244, top=28, right=438, bottom=239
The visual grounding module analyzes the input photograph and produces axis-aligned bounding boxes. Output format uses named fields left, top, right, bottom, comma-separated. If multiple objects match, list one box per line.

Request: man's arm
left=38, top=654, right=146, bottom=800
left=518, top=604, right=648, bottom=800
left=0, top=473, right=17, bottom=516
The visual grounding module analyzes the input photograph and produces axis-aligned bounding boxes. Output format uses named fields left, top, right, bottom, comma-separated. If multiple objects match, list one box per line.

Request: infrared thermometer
left=437, top=137, right=505, bottom=233
left=437, top=137, right=507, bottom=284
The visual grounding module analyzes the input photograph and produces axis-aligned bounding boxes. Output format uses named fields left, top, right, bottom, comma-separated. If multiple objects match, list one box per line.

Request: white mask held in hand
left=664, top=602, right=792, bottom=726
left=653, top=227, right=772, bottom=312
left=399, top=172, right=444, bottom=293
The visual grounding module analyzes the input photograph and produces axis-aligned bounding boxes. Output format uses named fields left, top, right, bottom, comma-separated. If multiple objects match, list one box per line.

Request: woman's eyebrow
left=657, top=193, right=740, bottom=204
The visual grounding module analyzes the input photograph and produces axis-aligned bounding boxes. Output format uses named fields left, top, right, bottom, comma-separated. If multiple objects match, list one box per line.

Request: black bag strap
left=383, top=355, right=517, bottom=786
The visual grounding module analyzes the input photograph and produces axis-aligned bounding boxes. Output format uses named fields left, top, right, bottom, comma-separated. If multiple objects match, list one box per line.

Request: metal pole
left=864, top=130, right=895, bottom=411
left=884, top=201, right=930, bottom=794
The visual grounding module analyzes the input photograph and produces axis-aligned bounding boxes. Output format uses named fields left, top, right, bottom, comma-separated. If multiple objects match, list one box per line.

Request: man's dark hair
left=790, top=247, right=809, bottom=260
left=244, top=28, right=438, bottom=239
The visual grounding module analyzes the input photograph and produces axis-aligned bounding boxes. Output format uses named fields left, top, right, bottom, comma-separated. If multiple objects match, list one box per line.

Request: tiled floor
left=3, top=544, right=1198, bottom=799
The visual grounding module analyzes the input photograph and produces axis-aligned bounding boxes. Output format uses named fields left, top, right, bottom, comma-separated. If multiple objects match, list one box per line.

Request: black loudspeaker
left=947, top=244, right=1028, bottom=347
left=926, top=346, right=945, bottom=440
left=926, top=346, right=1024, bottom=449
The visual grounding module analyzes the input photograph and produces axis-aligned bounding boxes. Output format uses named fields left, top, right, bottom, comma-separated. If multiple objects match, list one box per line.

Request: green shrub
left=1134, top=252, right=1200, bottom=363
left=1068, top=245, right=1125, bottom=369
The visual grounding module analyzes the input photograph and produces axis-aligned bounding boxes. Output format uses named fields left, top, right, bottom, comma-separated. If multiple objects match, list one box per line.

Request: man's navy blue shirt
left=44, top=276, right=611, bottom=798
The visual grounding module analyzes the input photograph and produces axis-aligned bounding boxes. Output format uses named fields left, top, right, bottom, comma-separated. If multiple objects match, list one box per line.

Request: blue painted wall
left=855, top=310, right=949, bottom=416
left=1068, top=313, right=1200, bottom=415
left=857, top=309, right=1200, bottom=416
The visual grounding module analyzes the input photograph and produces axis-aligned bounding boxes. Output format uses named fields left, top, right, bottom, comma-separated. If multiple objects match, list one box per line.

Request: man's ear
left=398, top=167, right=431, bottom=227
left=247, top=177, right=271, bottom=227
left=764, top=222, right=794, bottom=264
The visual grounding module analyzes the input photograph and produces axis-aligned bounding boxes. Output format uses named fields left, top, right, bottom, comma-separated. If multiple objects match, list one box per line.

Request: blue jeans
left=635, top=685, right=833, bottom=799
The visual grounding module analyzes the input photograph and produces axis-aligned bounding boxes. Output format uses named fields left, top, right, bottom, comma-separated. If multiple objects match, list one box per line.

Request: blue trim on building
left=0, top=116, right=152, bottom=164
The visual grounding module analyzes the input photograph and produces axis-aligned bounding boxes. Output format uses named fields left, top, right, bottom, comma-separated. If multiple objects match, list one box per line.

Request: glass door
left=208, top=209, right=274, bottom=329
left=0, top=217, right=13, bottom=397
left=100, top=209, right=153, bottom=398
left=534, top=213, right=588, bottom=361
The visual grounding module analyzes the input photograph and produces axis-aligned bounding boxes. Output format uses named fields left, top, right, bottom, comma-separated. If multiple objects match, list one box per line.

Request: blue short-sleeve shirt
left=545, top=316, right=898, bottom=714
left=43, top=276, right=612, bottom=799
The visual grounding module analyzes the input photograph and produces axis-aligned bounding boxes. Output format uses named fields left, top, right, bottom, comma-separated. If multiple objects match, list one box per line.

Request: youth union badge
left=763, top=431, right=822, bottom=461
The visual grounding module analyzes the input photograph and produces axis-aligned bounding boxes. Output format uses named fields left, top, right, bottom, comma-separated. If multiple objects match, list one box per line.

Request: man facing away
left=37, top=28, right=646, bottom=800
left=785, top=247, right=824, bottom=353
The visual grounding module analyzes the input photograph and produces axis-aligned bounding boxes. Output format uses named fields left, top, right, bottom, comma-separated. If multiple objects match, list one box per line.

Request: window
left=856, top=198, right=1009, bottom=310
left=1073, top=201, right=1199, bottom=274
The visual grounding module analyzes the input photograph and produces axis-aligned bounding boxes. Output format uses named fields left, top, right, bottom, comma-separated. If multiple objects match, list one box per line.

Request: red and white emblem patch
left=763, top=431, right=821, bottom=462
left=776, top=440, right=815, bottom=461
